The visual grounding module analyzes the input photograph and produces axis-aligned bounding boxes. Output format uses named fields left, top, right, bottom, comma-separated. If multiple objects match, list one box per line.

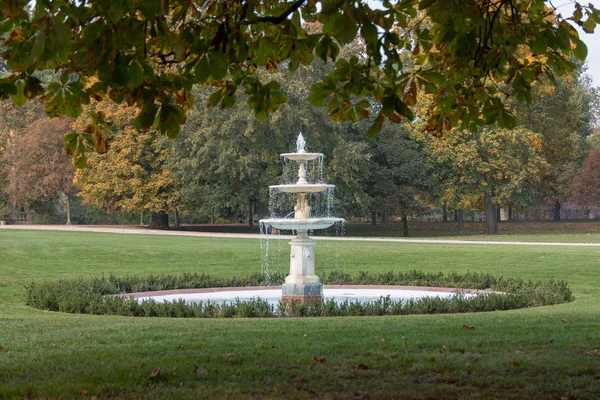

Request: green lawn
left=1, top=229, right=599, bottom=399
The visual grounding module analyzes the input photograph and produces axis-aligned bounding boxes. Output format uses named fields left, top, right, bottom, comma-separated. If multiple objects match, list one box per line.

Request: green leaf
left=395, top=98, right=414, bottom=120
left=309, top=82, right=334, bottom=107
left=583, top=17, right=596, bottom=33
left=30, top=29, right=46, bottom=62
left=573, top=38, right=588, bottom=60
left=128, top=60, right=144, bottom=87
left=418, top=0, right=438, bottom=10
left=499, top=110, right=516, bottom=129
left=0, top=80, right=17, bottom=97
left=326, top=13, right=358, bottom=44
left=573, top=6, right=583, bottom=22
left=531, top=39, right=547, bottom=55
left=361, top=22, right=378, bottom=45
left=134, top=102, right=159, bottom=129
left=315, top=35, right=339, bottom=62
left=0, top=18, right=14, bottom=34
left=208, top=88, right=224, bottom=107
left=366, top=112, right=385, bottom=138
left=11, top=79, right=26, bottom=106
left=194, top=56, right=210, bottom=83
left=209, top=51, right=228, bottom=80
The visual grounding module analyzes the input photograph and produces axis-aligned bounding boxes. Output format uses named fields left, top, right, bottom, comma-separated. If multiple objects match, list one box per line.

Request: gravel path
left=2, top=224, right=600, bottom=247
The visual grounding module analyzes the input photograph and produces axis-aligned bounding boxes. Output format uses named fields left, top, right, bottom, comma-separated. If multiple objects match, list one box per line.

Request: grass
left=176, top=219, right=600, bottom=242
left=1, top=229, right=600, bottom=399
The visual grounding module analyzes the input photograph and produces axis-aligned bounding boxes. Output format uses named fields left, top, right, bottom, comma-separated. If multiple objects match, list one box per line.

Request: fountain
left=260, top=133, right=344, bottom=304
left=127, top=134, right=490, bottom=311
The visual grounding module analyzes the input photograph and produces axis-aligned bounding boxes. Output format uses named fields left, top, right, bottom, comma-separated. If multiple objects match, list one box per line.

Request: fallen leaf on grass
left=311, top=356, right=325, bottom=363
left=402, top=341, right=408, bottom=347
left=271, top=361, right=277, bottom=367
left=81, top=390, right=88, bottom=396
left=509, top=360, right=521, bottom=367
left=0, top=344, right=3, bottom=350
left=193, top=366, right=208, bottom=376
left=381, top=338, right=385, bottom=342
left=584, top=350, right=600, bottom=357
left=358, top=364, right=370, bottom=370
left=225, top=353, right=235, bottom=357
left=148, top=368, right=161, bottom=380
left=463, top=324, right=475, bottom=329
left=561, top=319, right=568, bottom=323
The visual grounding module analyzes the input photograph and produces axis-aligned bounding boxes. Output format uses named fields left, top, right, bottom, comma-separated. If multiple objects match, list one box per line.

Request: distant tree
left=365, top=125, right=439, bottom=235
left=429, top=127, right=546, bottom=234
left=172, top=48, right=374, bottom=226
left=172, top=86, right=286, bottom=225
left=3, top=117, right=76, bottom=223
left=571, top=147, right=600, bottom=207
left=514, top=70, right=593, bottom=219
left=0, top=99, right=45, bottom=165
left=74, top=101, right=180, bottom=229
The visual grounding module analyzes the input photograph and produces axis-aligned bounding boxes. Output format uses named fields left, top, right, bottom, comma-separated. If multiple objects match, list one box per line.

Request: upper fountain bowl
left=280, top=152, right=322, bottom=162
left=260, top=217, right=344, bottom=231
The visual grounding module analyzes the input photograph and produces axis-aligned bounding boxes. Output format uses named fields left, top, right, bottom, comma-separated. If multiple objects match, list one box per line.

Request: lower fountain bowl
left=260, top=217, right=344, bottom=231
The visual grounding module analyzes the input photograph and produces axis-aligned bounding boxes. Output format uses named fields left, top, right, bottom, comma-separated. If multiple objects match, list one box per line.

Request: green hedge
left=25, top=271, right=572, bottom=318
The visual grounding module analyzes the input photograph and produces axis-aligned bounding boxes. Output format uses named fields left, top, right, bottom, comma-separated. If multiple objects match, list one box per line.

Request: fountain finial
left=296, top=132, right=306, bottom=154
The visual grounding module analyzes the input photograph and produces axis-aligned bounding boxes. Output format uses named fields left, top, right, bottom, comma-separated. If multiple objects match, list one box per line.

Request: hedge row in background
left=25, top=271, right=572, bottom=318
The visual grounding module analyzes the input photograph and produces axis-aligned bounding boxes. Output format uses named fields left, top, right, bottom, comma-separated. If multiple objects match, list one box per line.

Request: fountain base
left=282, top=283, right=323, bottom=304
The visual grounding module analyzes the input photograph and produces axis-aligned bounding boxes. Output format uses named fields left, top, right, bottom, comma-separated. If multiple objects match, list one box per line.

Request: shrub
left=25, top=271, right=572, bottom=318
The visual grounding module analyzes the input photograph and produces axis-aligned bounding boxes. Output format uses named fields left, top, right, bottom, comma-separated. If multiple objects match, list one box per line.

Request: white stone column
left=282, top=231, right=323, bottom=303
left=285, top=231, right=320, bottom=284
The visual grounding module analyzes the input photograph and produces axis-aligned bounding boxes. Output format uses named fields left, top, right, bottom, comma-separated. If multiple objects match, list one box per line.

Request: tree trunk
left=65, top=193, right=72, bottom=225
left=402, top=214, right=409, bottom=237
left=150, top=211, right=169, bottom=230
left=371, top=210, right=376, bottom=226
left=554, top=200, right=561, bottom=221
left=457, top=209, right=464, bottom=235
left=496, top=203, right=501, bottom=222
left=442, top=202, right=448, bottom=222
left=484, top=193, right=499, bottom=234
left=508, top=206, right=513, bottom=221
left=248, top=199, right=254, bottom=226
left=174, top=208, right=180, bottom=227
left=211, top=209, right=215, bottom=224
left=140, top=211, right=144, bottom=225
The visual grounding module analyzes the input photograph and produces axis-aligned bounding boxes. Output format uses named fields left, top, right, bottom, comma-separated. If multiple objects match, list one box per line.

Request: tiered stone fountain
left=260, top=133, right=344, bottom=304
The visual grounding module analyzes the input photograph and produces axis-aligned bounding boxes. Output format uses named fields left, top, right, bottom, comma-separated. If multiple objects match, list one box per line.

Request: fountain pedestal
left=281, top=231, right=323, bottom=304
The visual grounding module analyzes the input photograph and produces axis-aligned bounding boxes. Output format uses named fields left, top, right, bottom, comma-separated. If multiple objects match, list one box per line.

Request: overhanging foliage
left=1, top=0, right=599, bottom=164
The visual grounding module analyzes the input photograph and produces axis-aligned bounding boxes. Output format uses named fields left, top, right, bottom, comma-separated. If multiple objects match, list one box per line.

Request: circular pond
left=130, top=285, right=485, bottom=306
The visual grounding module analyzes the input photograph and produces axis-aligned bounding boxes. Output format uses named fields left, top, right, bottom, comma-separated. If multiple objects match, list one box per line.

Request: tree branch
left=240, top=0, right=306, bottom=25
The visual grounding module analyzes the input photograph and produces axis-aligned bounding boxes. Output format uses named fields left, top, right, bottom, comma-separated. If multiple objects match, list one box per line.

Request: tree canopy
left=1, top=0, right=599, bottom=163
